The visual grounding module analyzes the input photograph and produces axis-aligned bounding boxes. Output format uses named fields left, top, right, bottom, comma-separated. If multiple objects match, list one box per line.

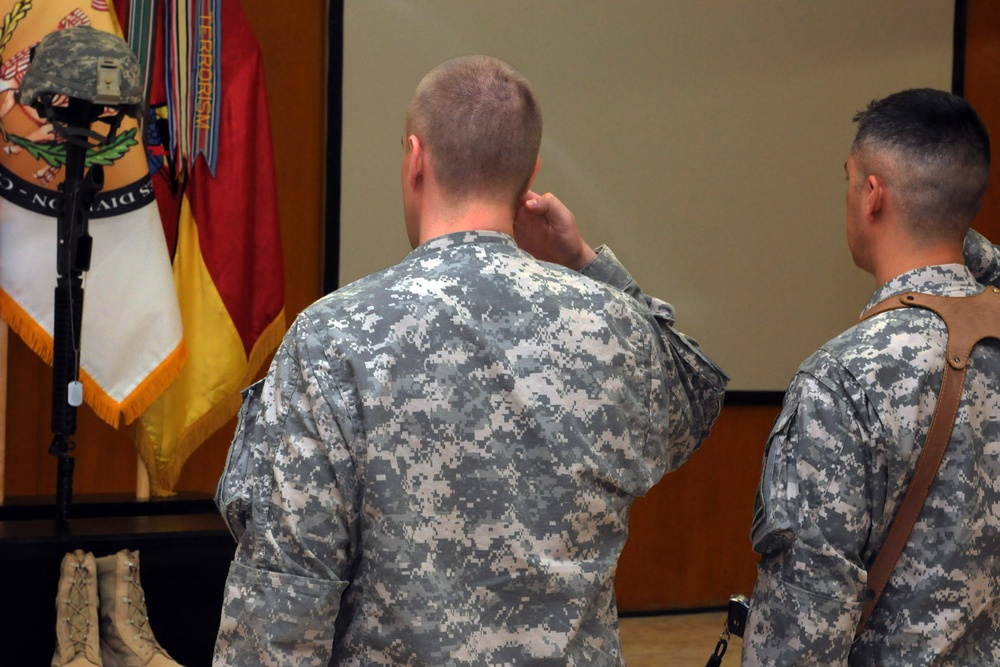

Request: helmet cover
left=17, top=25, right=143, bottom=110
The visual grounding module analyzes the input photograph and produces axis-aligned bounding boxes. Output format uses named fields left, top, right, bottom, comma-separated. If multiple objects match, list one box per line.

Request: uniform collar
left=862, top=263, right=982, bottom=317
left=406, top=230, right=518, bottom=261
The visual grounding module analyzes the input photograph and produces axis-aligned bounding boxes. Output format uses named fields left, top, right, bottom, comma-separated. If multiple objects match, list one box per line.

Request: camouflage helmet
left=17, top=25, right=143, bottom=114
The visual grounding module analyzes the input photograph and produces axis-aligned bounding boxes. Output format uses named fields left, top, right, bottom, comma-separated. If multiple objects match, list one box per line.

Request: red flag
left=132, top=0, right=284, bottom=495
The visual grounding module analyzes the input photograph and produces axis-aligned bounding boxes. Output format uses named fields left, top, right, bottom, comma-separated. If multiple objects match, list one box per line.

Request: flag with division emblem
left=0, top=0, right=186, bottom=428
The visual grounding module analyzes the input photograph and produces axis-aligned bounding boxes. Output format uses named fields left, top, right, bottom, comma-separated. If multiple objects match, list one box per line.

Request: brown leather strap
left=854, top=286, right=1000, bottom=637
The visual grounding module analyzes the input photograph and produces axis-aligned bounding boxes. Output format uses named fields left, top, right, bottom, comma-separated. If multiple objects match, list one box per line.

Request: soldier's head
left=403, top=55, right=542, bottom=213
left=848, top=88, right=990, bottom=246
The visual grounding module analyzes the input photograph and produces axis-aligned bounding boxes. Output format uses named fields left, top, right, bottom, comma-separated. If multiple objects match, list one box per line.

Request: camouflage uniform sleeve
left=213, top=316, right=358, bottom=667
left=963, top=228, right=1000, bottom=287
left=741, top=362, right=869, bottom=666
left=215, top=380, right=265, bottom=542
left=580, top=244, right=728, bottom=469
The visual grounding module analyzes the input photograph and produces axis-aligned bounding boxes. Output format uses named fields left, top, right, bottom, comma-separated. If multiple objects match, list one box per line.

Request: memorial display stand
left=0, top=97, right=233, bottom=666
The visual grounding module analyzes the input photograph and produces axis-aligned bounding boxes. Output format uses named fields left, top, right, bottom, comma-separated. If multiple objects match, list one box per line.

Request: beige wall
left=341, top=1, right=953, bottom=391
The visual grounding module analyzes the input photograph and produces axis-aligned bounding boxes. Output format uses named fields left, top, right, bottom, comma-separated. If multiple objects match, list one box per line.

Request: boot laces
left=64, top=557, right=95, bottom=656
left=122, top=557, right=159, bottom=647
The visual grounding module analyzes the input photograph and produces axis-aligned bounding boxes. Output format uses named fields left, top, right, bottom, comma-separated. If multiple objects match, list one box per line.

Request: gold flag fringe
left=0, top=291, right=56, bottom=364
left=0, top=290, right=189, bottom=427
left=118, top=342, right=189, bottom=425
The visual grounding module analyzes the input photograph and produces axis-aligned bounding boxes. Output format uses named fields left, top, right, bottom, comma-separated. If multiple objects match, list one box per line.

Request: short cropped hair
left=406, top=55, right=542, bottom=208
left=851, top=88, right=991, bottom=241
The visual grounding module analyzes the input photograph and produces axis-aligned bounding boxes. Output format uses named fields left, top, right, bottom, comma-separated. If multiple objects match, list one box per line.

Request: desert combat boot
left=95, top=549, right=182, bottom=666
left=52, top=549, right=102, bottom=667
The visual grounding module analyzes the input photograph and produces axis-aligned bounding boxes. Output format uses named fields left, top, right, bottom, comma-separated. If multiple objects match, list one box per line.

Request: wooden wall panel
left=966, top=0, right=1000, bottom=242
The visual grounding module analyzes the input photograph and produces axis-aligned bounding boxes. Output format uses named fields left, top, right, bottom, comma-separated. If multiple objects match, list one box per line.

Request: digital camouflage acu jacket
left=213, top=231, right=728, bottom=666
left=743, top=230, right=1000, bottom=666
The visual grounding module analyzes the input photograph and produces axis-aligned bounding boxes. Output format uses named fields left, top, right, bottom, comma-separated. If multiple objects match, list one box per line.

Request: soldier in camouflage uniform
left=212, top=55, right=728, bottom=666
left=743, top=88, right=1000, bottom=666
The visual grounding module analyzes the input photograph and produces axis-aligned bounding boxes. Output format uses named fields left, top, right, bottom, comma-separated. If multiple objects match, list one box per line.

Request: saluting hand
left=514, top=191, right=597, bottom=270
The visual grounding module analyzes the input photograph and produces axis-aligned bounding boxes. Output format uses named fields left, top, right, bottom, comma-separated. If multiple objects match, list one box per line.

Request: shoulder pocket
left=216, top=380, right=265, bottom=541
left=751, top=406, right=798, bottom=554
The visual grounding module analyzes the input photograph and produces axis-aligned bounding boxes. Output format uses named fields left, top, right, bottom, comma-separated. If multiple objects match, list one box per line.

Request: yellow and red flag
left=125, top=0, right=285, bottom=495
left=0, top=1, right=186, bottom=427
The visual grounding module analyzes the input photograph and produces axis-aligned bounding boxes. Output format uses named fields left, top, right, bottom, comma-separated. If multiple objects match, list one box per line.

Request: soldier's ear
left=404, top=135, right=424, bottom=191
left=863, top=174, right=885, bottom=221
